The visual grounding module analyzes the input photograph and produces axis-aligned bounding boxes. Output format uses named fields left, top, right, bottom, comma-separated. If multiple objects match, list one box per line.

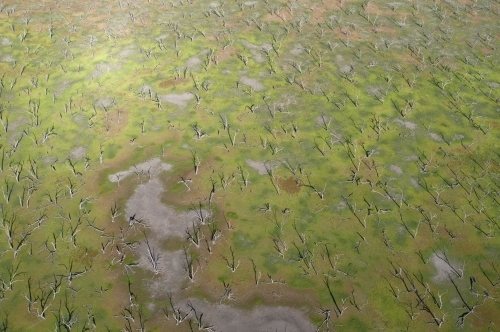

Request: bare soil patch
left=486, top=82, right=500, bottom=89
left=429, top=132, right=443, bottom=142
left=240, top=40, right=271, bottom=63
left=108, top=158, right=171, bottom=183
left=1, top=37, right=12, bottom=46
left=290, top=44, right=304, bottom=55
left=430, top=253, right=458, bottom=282
left=389, top=165, right=403, bottom=175
left=118, top=45, right=137, bottom=59
left=111, top=158, right=211, bottom=295
left=54, top=79, right=73, bottom=97
left=90, top=62, right=121, bottom=80
left=106, top=108, right=129, bottom=136
left=278, top=176, right=301, bottom=194
left=263, top=12, right=289, bottom=23
left=159, top=77, right=187, bottom=89
left=394, top=119, right=417, bottom=130
left=140, top=84, right=155, bottom=95
left=186, top=55, right=202, bottom=68
left=7, top=115, right=29, bottom=133
left=95, top=96, right=116, bottom=109
left=239, top=76, right=265, bottom=91
left=246, top=159, right=268, bottom=175
left=124, top=178, right=205, bottom=239
left=69, top=146, right=86, bottom=159
left=137, top=248, right=186, bottom=295
left=158, top=92, right=194, bottom=107
left=41, top=155, right=58, bottom=165
left=180, top=298, right=315, bottom=332
left=217, top=45, right=238, bottom=63
left=1, top=55, right=15, bottom=62
left=71, top=113, right=87, bottom=126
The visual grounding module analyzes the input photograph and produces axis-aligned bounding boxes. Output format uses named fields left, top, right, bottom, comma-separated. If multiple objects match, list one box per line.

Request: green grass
left=0, top=0, right=499, bottom=331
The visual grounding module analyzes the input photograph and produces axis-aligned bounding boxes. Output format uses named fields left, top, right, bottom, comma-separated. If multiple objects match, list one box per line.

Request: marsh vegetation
left=0, top=0, right=499, bottom=330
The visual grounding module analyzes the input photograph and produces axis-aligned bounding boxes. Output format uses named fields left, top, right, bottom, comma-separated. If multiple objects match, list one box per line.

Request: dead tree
left=2, top=211, right=32, bottom=258
left=221, top=246, right=240, bottom=272
left=178, top=176, right=192, bottom=191
left=143, top=233, right=161, bottom=274
left=305, top=174, right=326, bottom=199
left=271, top=233, right=288, bottom=259
left=185, top=220, right=201, bottom=247
left=208, top=220, right=221, bottom=244
left=227, top=125, right=239, bottom=146
left=57, top=259, right=88, bottom=285
left=190, top=150, right=201, bottom=174
left=292, top=241, right=317, bottom=275
left=111, top=202, right=121, bottom=222
left=218, top=172, right=235, bottom=190
left=264, top=161, right=280, bottom=195
left=477, top=261, right=500, bottom=286
left=219, top=280, right=234, bottom=303
left=250, top=258, right=261, bottom=285
left=191, top=123, right=207, bottom=140
left=9, top=161, right=23, bottom=183
left=65, top=177, right=78, bottom=199
left=349, top=289, right=368, bottom=312
left=340, top=194, right=366, bottom=229
left=67, top=216, right=82, bottom=248
left=55, top=292, right=80, bottom=331
left=434, top=250, right=464, bottom=278
left=186, top=301, right=213, bottom=330
left=23, top=277, right=36, bottom=313
left=49, top=274, right=63, bottom=299
left=34, top=282, right=53, bottom=319
left=269, top=211, right=285, bottom=234
left=319, top=113, right=332, bottom=131
left=1, top=261, right=24, bottom=291
left=99, top=143, right=104, bottom=165
left=182, top=248, right=198, bottom=281
left=323, top=277, right=345, bottom=318
left=219, top=113, right=229, bottom=130
left=167, top=293, right=190, bottom=325
left=190, top=201, right=208, bottom=224
left=65, top=158, right=81, bottom=177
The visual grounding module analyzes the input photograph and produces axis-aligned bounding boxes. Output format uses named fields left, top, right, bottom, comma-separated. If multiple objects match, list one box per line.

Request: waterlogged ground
left=109, top=158, right=316, bottom=330
left=0, top=0, right=499, bottom=331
